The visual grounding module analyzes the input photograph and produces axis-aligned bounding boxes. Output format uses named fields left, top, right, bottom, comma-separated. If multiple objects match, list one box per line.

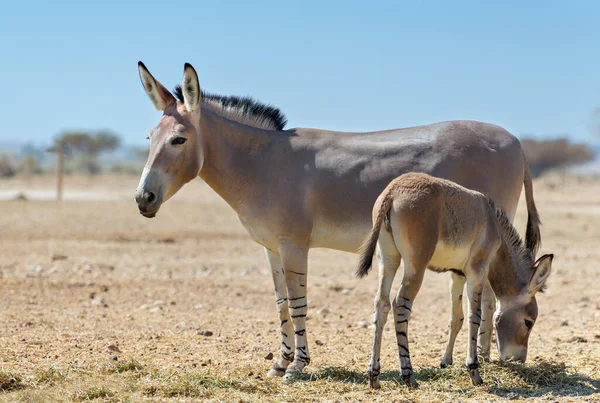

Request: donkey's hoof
left=402, top=375, right=419, bottom=388
left=267, top=367, right=286, bottom=377
left=369, top=376, right=381, bottom=390
left=469, top=369, right=484, bottom=386
left=440, top=358, right=452, bottom=368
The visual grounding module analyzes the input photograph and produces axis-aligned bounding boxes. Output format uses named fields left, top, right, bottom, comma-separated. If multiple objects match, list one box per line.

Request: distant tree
left=521, top=137, right=596, bottom=178
left=55, top=131, right=121, bottom=175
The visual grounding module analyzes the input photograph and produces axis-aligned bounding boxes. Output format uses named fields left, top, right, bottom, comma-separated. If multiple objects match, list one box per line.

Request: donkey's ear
left=527, top=254, right=553, bottom=296
left=182, top=63, right=201, bottom=113
left=138, top=62, right=175, bottom=111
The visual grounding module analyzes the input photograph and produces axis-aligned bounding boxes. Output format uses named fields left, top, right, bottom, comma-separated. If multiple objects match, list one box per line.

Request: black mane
left=173, top=85, right=287, bottom=131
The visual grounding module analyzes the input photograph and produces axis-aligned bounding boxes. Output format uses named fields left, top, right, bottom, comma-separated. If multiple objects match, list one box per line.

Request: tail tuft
left=523, top=155, right=542, bottom=256
left=356, top=194, right=393, bottom=278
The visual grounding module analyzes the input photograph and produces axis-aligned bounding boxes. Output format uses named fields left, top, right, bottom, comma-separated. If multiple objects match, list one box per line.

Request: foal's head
left=490, top=205, right=553, bottom=362
left=135, top=62, right=204, bottom=218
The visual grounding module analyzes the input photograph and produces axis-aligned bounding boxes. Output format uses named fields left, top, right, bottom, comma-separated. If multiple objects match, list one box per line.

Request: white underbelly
left=428, top=241, right=471, bottom=270
left=309, top=220, right=370, bottom=253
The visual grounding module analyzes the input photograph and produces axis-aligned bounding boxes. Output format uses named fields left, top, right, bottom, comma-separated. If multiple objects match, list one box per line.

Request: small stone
left=194, top=304, right=204, bottom=310
left=315, top=340, right=324, bottom=346
left=177, top=322, right=189, bottom=329
left=317, top=307, right=332, bottom=317
left=567, top=336, right=587, bottom=343
left=52, top=254, right=68, bottom=261
left=153, top=300, right=165, bottom=306
left=506, top=392, right=519, bottom=400
left=197, top=330, right=214, bottom=337
left=109, top=355, right=119, bottom=361
left=107, top=344, right=121, bottom=353
left=357, top=320, right=369, bottom=329
left=560, top=320, right=569, bottom=326
left=92, top=298, right=108, bottom=308
left=264, top=352, right=274, bottom=360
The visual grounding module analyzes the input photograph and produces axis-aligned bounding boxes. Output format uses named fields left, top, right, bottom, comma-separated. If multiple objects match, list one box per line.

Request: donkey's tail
left=356, top=191, right=394, bottom=278
left=523, top=152, right=541, bottom=256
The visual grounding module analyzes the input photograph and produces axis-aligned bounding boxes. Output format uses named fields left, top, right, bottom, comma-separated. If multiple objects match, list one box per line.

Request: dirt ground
left=0, top=174, right=599, bottom=402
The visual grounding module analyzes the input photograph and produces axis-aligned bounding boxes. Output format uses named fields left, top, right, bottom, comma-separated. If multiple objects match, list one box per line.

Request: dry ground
left=0, top=174, right=599, bottom=402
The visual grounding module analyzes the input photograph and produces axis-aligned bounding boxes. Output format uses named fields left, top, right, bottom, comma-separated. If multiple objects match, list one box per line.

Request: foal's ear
left=182, top=63, right=201, bottom=113
left=138, top=62, right=176, bottom=111
left=527, top=254, right=553, bottom=296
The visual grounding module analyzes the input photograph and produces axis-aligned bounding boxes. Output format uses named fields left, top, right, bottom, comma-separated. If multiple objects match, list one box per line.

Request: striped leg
left=265, top=248, right=295, bottom=377
left=466, top=276, right=485, bottom=385
left=477, top=281, right=495, bottom=360
left=441, top=272, right=466, bottom=368
left=392, top=262, right=425, bottom=388
left=278, top=240, right=310, bottom=378
left=368, top=242, right=401, bottom=389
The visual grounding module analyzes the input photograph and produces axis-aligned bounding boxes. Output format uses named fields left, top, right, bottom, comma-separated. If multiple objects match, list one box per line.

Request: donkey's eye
left=524, top=319, right=534, bottom=330
left=171, top=137, right=187, bottom=146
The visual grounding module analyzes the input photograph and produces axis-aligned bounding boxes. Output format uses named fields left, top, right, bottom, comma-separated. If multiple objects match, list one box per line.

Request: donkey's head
left=493, top=253, right=553, bottom=362
left=135, top=62, right=203, bottom=218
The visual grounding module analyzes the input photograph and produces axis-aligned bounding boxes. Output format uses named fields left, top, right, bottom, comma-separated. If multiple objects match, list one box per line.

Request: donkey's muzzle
left=135, top=190, right=161, bottom=218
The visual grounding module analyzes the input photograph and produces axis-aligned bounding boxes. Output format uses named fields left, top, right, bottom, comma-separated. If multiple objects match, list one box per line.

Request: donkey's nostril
left=144, top=191, right=156, bottom=204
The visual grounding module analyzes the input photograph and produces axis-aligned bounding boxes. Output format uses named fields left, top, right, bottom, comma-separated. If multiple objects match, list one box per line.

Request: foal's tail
left=356, top=191, right=394, bottom=278
left=523, top=152, right=542, bottom=256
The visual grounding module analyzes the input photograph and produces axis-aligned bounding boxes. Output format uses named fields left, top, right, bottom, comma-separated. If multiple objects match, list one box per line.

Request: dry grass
left=0, top=174, right=599, bottom=402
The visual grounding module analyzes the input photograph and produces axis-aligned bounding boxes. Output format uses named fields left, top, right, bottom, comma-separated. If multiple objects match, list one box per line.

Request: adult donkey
left=135, top=62, right=541, bottom=378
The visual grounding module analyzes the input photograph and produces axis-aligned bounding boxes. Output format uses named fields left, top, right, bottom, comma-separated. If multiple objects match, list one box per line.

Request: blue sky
left=0, top=0, right=598, bottom=147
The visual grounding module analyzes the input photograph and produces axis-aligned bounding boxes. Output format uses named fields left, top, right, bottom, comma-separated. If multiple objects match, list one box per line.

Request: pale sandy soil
left=0, top=174, right=598, bottom=402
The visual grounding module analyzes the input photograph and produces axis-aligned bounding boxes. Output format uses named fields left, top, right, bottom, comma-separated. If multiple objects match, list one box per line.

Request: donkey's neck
left=197, top=110, right=282, bottom=212
left=487, top=236, right=530, bottom=299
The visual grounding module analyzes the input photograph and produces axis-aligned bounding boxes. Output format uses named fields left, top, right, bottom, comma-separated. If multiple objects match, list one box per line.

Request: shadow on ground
left=294, top=359, right=600, bottom=398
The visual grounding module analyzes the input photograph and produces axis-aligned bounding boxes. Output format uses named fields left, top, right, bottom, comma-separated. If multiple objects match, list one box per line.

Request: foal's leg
left=278, top=239, right=311, bottom=378
left=392, top=262, right=425, bottom=388
left=465, top=272, right=486, bottom=386
left=477, top=281, right=495, bottom=360
left=368, top=237, right=401, bottom=389
left=265, top=248, right=295, bottom=377
left=441, top=272, right=466, bottom=368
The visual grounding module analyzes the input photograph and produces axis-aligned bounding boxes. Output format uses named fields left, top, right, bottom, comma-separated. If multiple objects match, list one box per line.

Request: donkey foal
left=357, top=173, right=553, bottom=389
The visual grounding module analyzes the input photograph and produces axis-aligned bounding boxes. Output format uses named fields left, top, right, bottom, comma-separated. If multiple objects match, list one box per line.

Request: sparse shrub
left=521, top=138, right=596, bottom=178
left=18, top=154, right=43, bottom=175
left=0, top=155, right=16, bottom=178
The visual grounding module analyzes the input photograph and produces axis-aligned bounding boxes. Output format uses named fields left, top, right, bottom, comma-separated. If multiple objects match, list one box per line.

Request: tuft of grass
left=142, top=370, right=270, bottom=398
left=33, top=366, right=65, bottom=385
left=100, top=359, right=143, bottom=375
left=0, top=371, right=25, bottom=392
left=73, top=386, right=113, bottom=401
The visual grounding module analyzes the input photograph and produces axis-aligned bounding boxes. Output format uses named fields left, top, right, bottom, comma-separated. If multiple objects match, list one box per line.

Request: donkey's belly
left=428, top=241, right=471, bottom=271
left=309, top=219, right=372, bottom=253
